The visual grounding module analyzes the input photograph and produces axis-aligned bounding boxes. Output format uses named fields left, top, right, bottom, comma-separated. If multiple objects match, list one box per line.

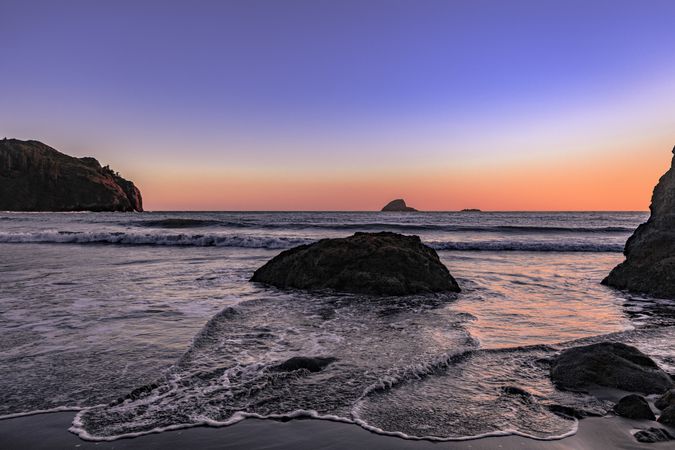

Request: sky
left=2, top=0, right=675, bottom=211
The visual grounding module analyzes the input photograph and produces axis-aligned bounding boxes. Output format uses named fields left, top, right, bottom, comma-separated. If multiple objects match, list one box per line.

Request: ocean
left=1, top=211, right=674, bottom=442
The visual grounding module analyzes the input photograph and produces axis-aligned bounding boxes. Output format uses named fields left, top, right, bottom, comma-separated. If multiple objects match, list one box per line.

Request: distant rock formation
left=381, top=198, right=417, bottom=212
left=461, top=208, right=481, bottom=212
left=0, top=139, right=142, bottom=212
left=250, top=232, right=461, bottom=295
left=603, top=145, right=675, bottom=298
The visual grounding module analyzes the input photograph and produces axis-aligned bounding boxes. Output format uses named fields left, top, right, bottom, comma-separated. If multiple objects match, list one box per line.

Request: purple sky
left=2, top=0, right=675, bottom=209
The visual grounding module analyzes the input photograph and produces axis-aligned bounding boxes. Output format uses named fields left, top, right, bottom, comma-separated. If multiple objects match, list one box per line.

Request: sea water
left=1, top=211, right=673, bottom=440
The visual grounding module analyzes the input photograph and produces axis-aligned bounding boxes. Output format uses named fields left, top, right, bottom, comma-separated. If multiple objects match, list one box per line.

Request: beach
left=1, top=411, right=673, bottom=449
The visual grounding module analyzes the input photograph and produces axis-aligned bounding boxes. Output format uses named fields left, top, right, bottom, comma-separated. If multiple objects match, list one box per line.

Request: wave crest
left=0, top=231, right=624, bottom=252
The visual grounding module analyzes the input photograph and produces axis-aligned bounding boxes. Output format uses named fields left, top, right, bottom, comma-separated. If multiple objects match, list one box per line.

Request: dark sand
left=1, top=412, right=673, bottom=449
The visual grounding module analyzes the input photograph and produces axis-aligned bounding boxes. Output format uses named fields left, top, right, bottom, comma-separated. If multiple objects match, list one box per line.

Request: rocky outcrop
left=0, top=139, right=142, bottom=212
left=550, top=342, right=673, bottom=395
left=250, top=232, right=461, bottom=295
left=634, top=427, right=674, bottom=443
left=381, top=199, right=417, bottom=212
left=603, top=146, right=675, bottom=298
left=659, top=405, right=675, bottom=426
left=613, top=394, right=655, bottom=420
left=656, top=389, right=675, bottom=411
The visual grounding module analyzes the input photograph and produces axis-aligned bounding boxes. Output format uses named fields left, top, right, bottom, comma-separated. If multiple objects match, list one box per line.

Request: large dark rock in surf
left=656, top=389, right=675, bottom=411
left=250, top=232, right=461, bottom=295
left=613, top=394, right=656, bottom=420
left=381, top=198, right=417, bottom=212
left=659, top=405, right=675, bottom=426
left=0, top=138, right=142, bottom=212
left=550, top=342, right=673, bottom=395
left=603, top=146, right=675, bottom=298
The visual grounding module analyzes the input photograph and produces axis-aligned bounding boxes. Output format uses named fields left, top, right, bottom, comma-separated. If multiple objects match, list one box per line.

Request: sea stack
left=0, top=139, right=142, bottom=212
left=381, top=198, right=417, bottom=212
left=603, top=145, right=675, bottom=298
left=251, top=232, right=460, bottom=295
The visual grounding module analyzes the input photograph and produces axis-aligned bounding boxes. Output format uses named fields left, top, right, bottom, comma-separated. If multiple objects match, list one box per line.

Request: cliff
left=0, top=139, right=143, bottom=212
left=603, top=145, right=675, bottom=298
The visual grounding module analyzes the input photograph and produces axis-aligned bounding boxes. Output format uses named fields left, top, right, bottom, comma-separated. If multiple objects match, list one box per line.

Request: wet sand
left=0, top=412, right=672, bottom=449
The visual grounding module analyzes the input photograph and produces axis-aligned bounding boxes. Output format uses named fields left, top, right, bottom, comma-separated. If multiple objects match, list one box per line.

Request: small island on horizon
left=381, top=198, right=418, bottom=212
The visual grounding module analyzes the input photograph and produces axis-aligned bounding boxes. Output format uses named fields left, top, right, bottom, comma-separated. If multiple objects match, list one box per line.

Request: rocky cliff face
left=0, top=139, right=143, bottom=212
left=603, top=146, right=675, bottom=298
left=381, top=198, right=417, bottom=212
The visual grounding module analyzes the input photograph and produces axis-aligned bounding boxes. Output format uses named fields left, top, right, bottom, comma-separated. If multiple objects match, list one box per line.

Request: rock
left=0, top=138, right=142, bottom=211
left=381, top=198, right=417, bottom=212
left=501, top=386, right=533, bottom=399
left=271, top=356, right=337, bottom=373
left=603, top=145, right=675, bottom=298
left=613, top=394, right=656, bottom=420
left=634, top=427, right=674, bottom=443
left=656, top=389, right=675, bottom=410
left=250, top=232, right=461, bottom=295
left=550, top=342, right=673, bottom=395
left=658, top=405, right=675, bottom=426
left=461, top=208, right=481, bottom=212
left=546, top=404, right=592, bottom=419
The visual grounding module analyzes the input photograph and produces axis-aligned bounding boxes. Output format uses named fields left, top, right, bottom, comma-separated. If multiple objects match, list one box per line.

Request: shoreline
left=1, top=412, right=673, bottom=449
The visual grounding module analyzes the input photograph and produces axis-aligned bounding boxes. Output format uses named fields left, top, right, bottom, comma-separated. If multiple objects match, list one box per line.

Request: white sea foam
left=69, top=406, right=579, bottom=442
left=0, top=230, right=624, bottom=252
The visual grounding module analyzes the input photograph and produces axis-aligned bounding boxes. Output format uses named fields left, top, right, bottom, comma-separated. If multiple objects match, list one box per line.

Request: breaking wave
left=0, top=231, right=624, bottom=252
left=132, top=218, right=634, bottom=234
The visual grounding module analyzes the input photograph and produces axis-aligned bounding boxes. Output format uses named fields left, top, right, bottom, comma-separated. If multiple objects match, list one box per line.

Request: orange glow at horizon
left=137, top=143, right=672, bottom=212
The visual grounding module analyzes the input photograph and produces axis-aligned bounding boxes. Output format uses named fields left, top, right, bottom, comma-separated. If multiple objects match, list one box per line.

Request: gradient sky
left=2, top=0, right=675, bottom=211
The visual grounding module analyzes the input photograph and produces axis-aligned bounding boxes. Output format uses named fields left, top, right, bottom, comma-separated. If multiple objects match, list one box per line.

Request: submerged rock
left=501, top=386, right=533, bottom=401
left=613, top=394, right=655, bottom=420
left=0, top=139, right=142, bottom=211
left=603, top=145, right=675, bottom=298
left=656, top=389, right=675, bottom=410
left=250, top=232, right=461, bottom=295
left=271, top=356, right=337, bottom=373
left=658, top=405, right=675, bottom=426
left=634, top=427, right=674, bottom=443
left=381, top=198, right=417, bottom=212
left=550, top=342, right=673, bottom=395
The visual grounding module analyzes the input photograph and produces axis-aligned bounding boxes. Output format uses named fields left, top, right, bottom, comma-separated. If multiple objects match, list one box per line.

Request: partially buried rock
left=250, top=232, right=461, bottom=296
left=613, top=394, right=655, bottom=420
left=658, top=405, right=675, bottom=427
left=656, top=389, right=675, bottom=411
left=603, top=145, right=675, bottom=298
left=271, top=356, right=336, bottom=373
left=634, top=427, right=674, bottom=443
left=550, top=342, right=673, bottom=395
